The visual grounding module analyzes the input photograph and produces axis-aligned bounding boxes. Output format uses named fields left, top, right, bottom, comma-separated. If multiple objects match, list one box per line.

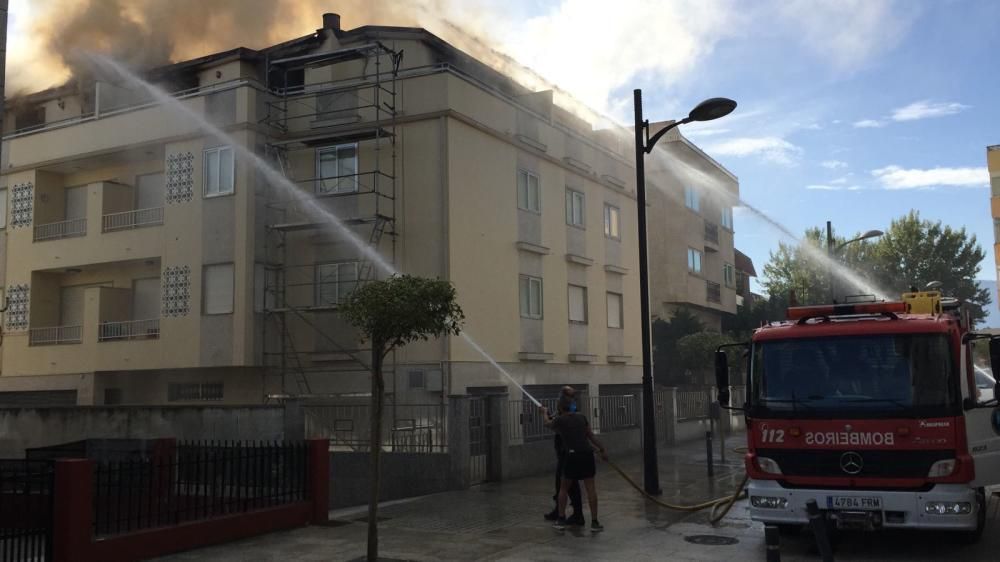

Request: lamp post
left=634, top=90, right=736, bottom=494
left=826, top=220, right=883, bottom=303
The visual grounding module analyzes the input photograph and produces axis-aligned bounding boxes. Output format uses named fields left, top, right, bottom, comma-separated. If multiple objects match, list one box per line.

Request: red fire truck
left=715, top=291, right=1000, bottom=541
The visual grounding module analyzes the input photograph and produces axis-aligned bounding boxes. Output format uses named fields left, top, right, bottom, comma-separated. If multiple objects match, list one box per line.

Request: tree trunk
left=367, top=347, right=385, bottom=562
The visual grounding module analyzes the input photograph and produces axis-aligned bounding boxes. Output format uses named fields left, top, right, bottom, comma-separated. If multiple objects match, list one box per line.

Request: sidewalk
left=154, top=434, right=1000, bottom=561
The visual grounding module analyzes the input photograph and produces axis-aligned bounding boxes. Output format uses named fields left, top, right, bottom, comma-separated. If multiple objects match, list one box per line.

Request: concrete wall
left=329, top=452, right=454, bottom=508
left=0, top=406, right=283, bottom=458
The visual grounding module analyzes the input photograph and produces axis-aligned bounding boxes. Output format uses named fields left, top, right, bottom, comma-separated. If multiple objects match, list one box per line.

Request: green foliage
left=722, top=295, right=788, bottom=339
left=759, top=211, right=991, bottom=325
left=341, top=274, right=465, bottom=356
left=677, top=331, right=736, bottom=385
left=652, top=308, right=704, bottom=386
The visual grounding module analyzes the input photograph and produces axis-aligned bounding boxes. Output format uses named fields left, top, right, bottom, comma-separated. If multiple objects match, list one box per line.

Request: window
left=684, top=186, right=700, bottom=212
left=519, top=275, right=543, bottom=319
left=168, top=382, right=224, bottom=402
left=203, top=263, right=234, bottom=315
left=723, top=263, right=735, bottom=288
left=566, top=189, right=585, bottom=227
left=517, top=170, right=541, bottom=213
left=568, top=284, right=588, bottom=323
left=316, top=262, right=359, bottom=306
left=606, top=292, right=623, bottom=329
left=603, top=204, right=620, bottom=239
left=203, top=146, right=235, bottom=197
left=409, top=370, right=426, bottom=389
left=687, top=248, right=703, bottom=273
left=317, top=144, right=358, bottom=194
left=721, top=207, right=734, bottom=230
left=736, top=270, right=747, bottom=294
left=0, top=189, right=7, bottom=229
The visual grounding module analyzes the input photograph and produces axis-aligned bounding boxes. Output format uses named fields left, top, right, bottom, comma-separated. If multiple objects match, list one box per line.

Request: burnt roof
left=735, top=249, right=757, bottom=277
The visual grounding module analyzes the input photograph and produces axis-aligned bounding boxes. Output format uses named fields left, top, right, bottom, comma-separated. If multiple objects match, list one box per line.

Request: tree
left=677, top=331, right=736, bottom=386
left=652, top=307, right=704, bottom=386
left=759, top=212, right=991, bottom=325
left=340, top=275, right=465, bottom=561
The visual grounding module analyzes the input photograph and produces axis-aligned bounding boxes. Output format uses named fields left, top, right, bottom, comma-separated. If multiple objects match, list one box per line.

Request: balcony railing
left=706, top=281, right=722, bottom=304
left=28, top=325, right=82, bottom=346
left=98, top=318, right=160, bottom=342
left=704, top=220, right=719, bottom=245
left=33, top=218, right=87, bottom=242
left=102, top=207, right=164, bottom=232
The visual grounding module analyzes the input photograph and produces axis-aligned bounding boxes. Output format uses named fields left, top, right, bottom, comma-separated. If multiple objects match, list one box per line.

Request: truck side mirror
left=990, top=338, right=1000, bottom=382
left=715, top=350, right=730, bottom=406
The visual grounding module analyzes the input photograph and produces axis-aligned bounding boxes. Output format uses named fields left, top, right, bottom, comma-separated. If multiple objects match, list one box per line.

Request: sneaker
left=543, top=510, right=559, bottom=521
left=567, top=514, right=586, bottom=526
left=591, top=519, right=604, bottom=533
left=553, top=517, right=568, bottom=530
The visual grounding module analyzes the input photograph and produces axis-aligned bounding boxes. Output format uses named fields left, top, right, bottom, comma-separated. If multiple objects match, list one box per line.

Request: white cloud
left=706, top=136, right=803, bottom=165
left=806, top=184, right=862, bottom=191
left=496, top=0, right=740, bottom=116
left=684, top=127, right=732, bottom=138
left=821, top=160, right=848, bottom=169
left=891, top=100, right=970, bottom=122
left=853, top=119, right=885, bottom=128
left=871, top=165, right=988, bottom=189
left=775, top=0, right=915, bottom=71
left=829, top=176, right=850, bottom=185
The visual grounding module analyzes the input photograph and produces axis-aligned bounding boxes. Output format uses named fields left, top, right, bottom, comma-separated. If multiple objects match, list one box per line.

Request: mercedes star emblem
left=840, top=451, right=864, bottom=475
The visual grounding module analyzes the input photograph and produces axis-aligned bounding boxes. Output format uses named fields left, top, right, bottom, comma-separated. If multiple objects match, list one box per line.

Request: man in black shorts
left=542, top=400, right=608, bottom=532
left=544, top=387, right=583, bottom=525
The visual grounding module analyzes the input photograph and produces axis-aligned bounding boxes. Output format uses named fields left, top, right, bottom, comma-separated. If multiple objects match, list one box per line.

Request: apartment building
left=734, top=249, right=758, bottom=309
left=990, top=144, right=1000, bottom=309
left=0, top=14, right=660, bottom=406
left=645, top=127, right=740, bottom=332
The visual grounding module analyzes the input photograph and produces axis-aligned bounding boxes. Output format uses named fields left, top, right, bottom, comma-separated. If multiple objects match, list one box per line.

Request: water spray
left=88, top=54, right=543, bottom=406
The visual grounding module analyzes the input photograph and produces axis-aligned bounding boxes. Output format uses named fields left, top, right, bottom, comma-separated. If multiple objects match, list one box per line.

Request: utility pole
left=826, top=221, right=834, bottom=303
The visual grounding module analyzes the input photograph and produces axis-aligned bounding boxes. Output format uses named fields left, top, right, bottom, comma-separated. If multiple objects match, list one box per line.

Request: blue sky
left=8, top=0, right=999, bottom=301
left=492, top=0, right=999, bottom=297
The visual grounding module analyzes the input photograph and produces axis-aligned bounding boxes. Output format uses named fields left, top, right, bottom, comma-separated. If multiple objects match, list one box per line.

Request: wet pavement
left=155, top=434, right=1000, bottom=561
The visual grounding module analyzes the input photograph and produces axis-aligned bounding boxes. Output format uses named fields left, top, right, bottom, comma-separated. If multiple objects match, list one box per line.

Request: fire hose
left=602, top=448, right=750, bottom=525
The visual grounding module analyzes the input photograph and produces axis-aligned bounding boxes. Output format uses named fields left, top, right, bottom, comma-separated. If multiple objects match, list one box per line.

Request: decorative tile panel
left=5, top=284, right=29, bottom=331
left=165, top=152, right=195, bottom=204
left=10, top=183, right=33, bottom=229
left=162, top=266, right=191, bottom=317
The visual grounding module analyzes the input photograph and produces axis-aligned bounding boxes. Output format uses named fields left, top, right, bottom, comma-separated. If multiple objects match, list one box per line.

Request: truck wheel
left=955, top=488, right=986, bottom=545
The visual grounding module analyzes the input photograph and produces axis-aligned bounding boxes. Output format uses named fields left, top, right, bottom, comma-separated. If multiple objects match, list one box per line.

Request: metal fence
left=102, top=207, right=164, bottom=232
left=98, top=319, right=160, bottom=341
left=591, top=395, right=639, bottom=432
left=506, top=398, right=561, bottom=445
left=28, top=325, right=82, bottom=346
left=304, top=404, right=447, bottom=453
left=0, top=460, right=53, bottom=562
left=92, top=441, right=307, bottom=538
left=730, top=385, right=747, bottom=408
left=676, top=389, right=713, bottom=421
left=33, top=218, right=87, bottom=242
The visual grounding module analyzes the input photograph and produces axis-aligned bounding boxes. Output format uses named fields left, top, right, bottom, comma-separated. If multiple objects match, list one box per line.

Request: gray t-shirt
left=551, top=413, right=592, bottom=453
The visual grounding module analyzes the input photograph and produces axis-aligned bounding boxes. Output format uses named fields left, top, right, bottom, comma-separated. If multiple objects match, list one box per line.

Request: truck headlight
left=751, top=496, right=788, bottom=509
left=756, top=456, right=782, bottom=475
left=924, top=501, right=971, bottom=515
left=927, top=459, right=956, bottom=478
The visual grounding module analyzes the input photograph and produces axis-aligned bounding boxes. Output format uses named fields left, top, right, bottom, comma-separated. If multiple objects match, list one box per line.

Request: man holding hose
left=544, top=386, right=583, bottom=525
left=541, top=397, right=609, bottom=532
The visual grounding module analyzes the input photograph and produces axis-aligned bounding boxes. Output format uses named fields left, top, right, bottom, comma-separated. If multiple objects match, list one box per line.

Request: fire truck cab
left=715, top=291, right=1000, bottom=541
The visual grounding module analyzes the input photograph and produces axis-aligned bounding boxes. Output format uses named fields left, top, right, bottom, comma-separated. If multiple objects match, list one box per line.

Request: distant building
left=734, top=249, right=758, bottom=308
left=990, top=144, right=1000, bottom=310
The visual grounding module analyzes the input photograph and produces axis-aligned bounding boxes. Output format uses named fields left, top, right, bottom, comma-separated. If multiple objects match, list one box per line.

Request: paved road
left=157, top=435, right=1000, bottom=561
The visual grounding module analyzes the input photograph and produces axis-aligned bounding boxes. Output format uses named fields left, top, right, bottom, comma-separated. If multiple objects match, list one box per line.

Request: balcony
left=704, top=220, right=720, bottom=251
left=102, top=207, right=164, bottom=232
left=28, top=325, right=82, bottom=346
left=98, top=318, right=160, bottom=341
left=34, top=218, right=87, bottom=242
left=706, top=281, right=722, bottom=304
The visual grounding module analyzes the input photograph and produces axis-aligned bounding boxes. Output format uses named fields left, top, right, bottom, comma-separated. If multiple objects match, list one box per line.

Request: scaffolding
left=261, top=42, right=403, bottom=399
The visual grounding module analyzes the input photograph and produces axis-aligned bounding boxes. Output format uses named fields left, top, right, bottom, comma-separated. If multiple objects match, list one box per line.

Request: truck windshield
left=751, top=334, right=957, bottom=418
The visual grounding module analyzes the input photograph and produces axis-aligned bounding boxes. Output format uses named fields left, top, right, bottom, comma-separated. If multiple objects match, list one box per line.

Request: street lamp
left=826, top=221, right=883, bottom=302
left=634, top=91, right=736, bottom=495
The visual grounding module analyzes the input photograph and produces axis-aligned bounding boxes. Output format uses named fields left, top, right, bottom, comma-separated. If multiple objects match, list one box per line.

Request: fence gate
left=0, top=460, right=54, bottom=562
left=468, top=397, right=492, bottom=484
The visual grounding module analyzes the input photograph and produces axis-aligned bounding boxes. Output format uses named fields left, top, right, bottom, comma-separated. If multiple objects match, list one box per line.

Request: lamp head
left=688, top=98, right=737, bottom=122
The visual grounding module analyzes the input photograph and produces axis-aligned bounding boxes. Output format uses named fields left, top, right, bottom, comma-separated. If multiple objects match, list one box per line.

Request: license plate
left=827, top=496, right=882, bottom=510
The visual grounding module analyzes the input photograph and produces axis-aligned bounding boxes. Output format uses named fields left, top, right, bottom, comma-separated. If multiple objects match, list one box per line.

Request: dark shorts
left=563, top=450, right=596, bottom=480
